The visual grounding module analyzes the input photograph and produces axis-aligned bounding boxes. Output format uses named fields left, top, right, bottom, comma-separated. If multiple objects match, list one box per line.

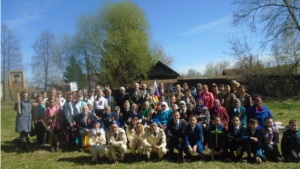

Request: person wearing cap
left=126, top=114, right=145, bottom=159
left=167, top=111, right=187, bottom=162
left=88, top=119, right=107, bottom=163
left=12, top=74, right=22, bottom=85
left=106, top=121, right=127, bottom=164
left=143, top=121, right=167, bottom=161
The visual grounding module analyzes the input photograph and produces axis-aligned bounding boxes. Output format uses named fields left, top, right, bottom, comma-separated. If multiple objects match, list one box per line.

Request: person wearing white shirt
left=94, top=90, right=107, bottom=118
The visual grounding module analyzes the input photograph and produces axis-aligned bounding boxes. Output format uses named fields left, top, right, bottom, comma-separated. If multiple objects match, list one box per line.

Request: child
left=184, top=115, right=203, bottom=162
left=208, top=116, right=228, bottom=162
left=240, top=118, right=266, bottom=164
left=126, top=115, right=145, bottom=158
left=281, top=119, right=300, bottom=163
left=73, top=94, right=87, bottom=115
left=227, top=116, right=245, bottom=161
left=88, top=119, right=107, bottom=163
left=57, top=90, right=66, bottom=108
left=261, top=116, right=282, bottom=162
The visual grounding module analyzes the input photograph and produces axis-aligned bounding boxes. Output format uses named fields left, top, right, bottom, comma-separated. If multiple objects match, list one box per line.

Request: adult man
left=74, top=105, right=94, bottom=152
left=143, top=121, right=167, bottom=161
left=141, top=83, right=148, bottom=99
left=101, top=106, right=119, bottom=130
left=106, top=121, right=127, bottom=164
left=158, top=82, right=164, bottom=98
left=129, top=83, right=144, bottom=108
left=167, top=111, right=187, bottom=162
left=62, top=94, right=76, bottom=151
left=12, top=74, right=22, bottom=85
left=116, top=87, right=129, bottom=113
left=106, top=89, right=115, bottom=111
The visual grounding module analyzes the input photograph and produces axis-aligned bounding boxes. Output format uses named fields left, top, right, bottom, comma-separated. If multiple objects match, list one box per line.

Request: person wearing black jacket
left=74, top=105, right=94, bottom=152
left=227, top=116, right=245, bottom=161
left=116, top=87, right=129, bottom=113
left=281, top=120, right=300, bottom=163
left=166, top=111, right=187, bottom=163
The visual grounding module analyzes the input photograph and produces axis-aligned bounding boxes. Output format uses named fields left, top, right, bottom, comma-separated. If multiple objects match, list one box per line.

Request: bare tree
left=232, top=0, right=300, bottom=48
left=1, top=25, right=24, bottom=100
left=31, top=31, right=62, bottom=90
left=204, top=60, right=231, bottom=76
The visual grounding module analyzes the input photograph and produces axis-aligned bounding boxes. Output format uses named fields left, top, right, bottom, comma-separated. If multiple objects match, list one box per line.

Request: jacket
left=281, top=129, right=300, bottom=158
left=184, top=124, right=203, bottom=147
left=208, top=124, right=227, bottom=151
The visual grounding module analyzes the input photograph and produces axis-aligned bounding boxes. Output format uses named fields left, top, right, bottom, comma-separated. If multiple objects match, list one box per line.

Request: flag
left=152, top=80, right=160, bottom=97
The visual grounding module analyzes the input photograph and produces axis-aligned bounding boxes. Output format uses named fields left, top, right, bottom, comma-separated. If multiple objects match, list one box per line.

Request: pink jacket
left=200, top=92, right=214, bottom=109
left=45, top=105, right=62, bottom=129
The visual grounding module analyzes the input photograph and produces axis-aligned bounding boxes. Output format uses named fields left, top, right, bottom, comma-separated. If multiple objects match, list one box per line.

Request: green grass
left=1, top=101, right=300, bottom=169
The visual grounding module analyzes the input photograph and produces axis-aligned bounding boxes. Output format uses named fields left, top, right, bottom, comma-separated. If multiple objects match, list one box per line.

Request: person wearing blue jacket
left=208, top=116, right=229, bottom=161
left=239, top=118, right=266, bottom=164
left=184, top=115, right=203, bottom=162
left=156, top=102, right=171, bottom=129
left=247, top=96, right=276, bottom=130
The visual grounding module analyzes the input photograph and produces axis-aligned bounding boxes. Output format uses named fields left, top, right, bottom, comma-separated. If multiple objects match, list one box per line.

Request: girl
left=32, top=94, right=46, bottom=147
left=14, top=89, right=32, bottom=150
left=45, top=99, right=61, bottom=152
left=126, top=115, right=145, bottom=157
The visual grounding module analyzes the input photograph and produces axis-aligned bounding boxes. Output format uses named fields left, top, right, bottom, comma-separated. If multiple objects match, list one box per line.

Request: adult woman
left=45, top=99, right=61, bottom=152
left=191, top=86, right=198, bottom=100
left=247, top=96, right=275, bottom=130
left=199, top=84, right=214, bottom=109
left=236, top=85, right=252, bottom=111
left=94, top=90, right=107, bottom=118
left=157, top=102, right=172, bottom=129
left=126, top=115, right=145, bottom=157
left=32, top=94, right=46, bottom=146
left=182, top=82, right=189, bottom=92
left=147, top=86, right=159, bottom=109
left=228, top=98, right=247, bottom=127
left=209, top=99, right=229, bottom=130
left=14, top=89, right=32, bottom=150
left=223, top=85, right=236, bottom=113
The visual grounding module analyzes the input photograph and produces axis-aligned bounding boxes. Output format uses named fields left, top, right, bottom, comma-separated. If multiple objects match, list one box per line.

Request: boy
left=184, top=115, right=203, bottom=162
left=281, top=120, right=300, bottom=163
left=240, top=118, right=266, bottom=164
left=227, top=116, right=245, bottom=161
left=261, top=116, right=282, bottom=162
left=208, top=116, right=229, bottom=162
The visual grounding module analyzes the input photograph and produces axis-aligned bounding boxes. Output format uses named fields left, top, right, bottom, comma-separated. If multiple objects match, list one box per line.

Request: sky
left=1, top=0, right=255, bottom=80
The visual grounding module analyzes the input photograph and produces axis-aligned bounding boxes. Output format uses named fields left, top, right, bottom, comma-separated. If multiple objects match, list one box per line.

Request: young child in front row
left=261, top=116, right=282, bottom=162
left=281, top=119, right=300, bottom=163
left=239, top=118, right=266, bottom=164
left=227, top=116, right=245, bottom=161
left=208, top=116, right=229, bottom=162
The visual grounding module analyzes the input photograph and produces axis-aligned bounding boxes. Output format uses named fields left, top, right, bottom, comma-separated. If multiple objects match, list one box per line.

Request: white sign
left=70, top=82, right=78, bottom=91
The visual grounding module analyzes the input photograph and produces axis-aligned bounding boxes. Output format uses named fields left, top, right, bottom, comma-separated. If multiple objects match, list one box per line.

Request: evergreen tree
left=63, top=55, right=86, bottom=89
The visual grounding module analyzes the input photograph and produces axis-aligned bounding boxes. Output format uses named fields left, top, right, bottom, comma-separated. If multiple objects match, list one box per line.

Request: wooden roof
left=140, top=79, right=178, bottom=88
left=148, top=61, right=180, bottom=79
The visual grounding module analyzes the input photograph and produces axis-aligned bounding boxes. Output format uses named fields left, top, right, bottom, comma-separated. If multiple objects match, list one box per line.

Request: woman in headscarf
left=191, top=86, right=198, bottom=100
left=14, top=89, right=32, bottom=150
left=195, top=97, right=210, bottom=126
left=247, top=95, right=275, bottom=130
left=209, top=99, right=229, bottom=130
left=228, top=98, right=247, bottom=127
left=157, top=102, right=172, bottom=130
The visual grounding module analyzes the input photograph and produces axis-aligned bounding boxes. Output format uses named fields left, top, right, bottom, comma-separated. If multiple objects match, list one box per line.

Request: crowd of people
left=14, top=81, right=300, bottom=165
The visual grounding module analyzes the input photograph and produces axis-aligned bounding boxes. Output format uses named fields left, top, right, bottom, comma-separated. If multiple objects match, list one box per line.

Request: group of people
left=14, top=81, right=300, bottom=165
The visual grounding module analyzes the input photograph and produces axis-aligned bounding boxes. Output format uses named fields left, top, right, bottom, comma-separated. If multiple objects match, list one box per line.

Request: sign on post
left=70, top=82, right=78, bottom=91
left=8, top=70, right=25, bottom=114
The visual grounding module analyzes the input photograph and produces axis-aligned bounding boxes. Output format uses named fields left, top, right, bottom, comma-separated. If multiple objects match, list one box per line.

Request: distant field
left=1, top=101, right=300, bottom=169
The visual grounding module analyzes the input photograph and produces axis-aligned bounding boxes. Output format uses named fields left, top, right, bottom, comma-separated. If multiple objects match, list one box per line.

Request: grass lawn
left=1, top=101, right=300, bottom=169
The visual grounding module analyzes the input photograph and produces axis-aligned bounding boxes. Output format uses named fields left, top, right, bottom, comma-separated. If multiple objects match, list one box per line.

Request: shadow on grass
left=1, top=139, right=42, bottom=154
